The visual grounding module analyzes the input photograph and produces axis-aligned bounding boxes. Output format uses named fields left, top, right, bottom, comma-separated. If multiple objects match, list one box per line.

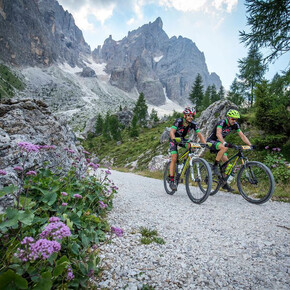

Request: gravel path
left=98, top=170, right=290, bottom=289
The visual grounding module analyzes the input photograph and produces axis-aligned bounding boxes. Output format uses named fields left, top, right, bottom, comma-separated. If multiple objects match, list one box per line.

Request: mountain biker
left=169, top=107, right=206, bottom=191
left=206, top=109, right=252, bottom=192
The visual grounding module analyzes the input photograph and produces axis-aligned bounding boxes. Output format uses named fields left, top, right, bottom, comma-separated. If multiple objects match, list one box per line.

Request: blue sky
left=57, top=0, right=289, bottom=90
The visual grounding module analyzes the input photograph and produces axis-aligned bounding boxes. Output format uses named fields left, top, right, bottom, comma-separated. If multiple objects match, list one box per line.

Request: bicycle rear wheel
left=237, top=161, right=275, bottom=204
left=163, top=161, right=177, bottom=195
left=185, top=158, right=212, bottom=204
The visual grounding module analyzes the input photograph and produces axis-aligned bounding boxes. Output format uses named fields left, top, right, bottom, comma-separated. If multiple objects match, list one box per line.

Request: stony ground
left=97, top=170, right=290, bottom=289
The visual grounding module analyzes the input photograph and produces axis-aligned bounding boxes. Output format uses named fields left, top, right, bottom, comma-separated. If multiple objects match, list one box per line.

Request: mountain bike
left=209, top=145, right=275, bottom=204
left=163, top=139, right=212, bottom=204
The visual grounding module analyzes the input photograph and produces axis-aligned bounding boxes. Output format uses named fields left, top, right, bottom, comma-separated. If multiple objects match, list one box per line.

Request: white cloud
left=158, top=0, right=237, bottom=13
left=127, top=17, right=135, bottom=25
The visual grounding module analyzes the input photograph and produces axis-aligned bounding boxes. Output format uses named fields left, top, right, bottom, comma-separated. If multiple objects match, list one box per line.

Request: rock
left=80, top=67, right=96, bottom=78
left=160, top=127, right=171, bottom=143
left=148, top=155, right=169, bottom=171
left=0, top=98, right=85, bottom=211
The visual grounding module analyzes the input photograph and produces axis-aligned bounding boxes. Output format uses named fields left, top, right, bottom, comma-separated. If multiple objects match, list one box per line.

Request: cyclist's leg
left=169, top=140, right=178, bottom=190
left=216, top=142, right=228, bottom=162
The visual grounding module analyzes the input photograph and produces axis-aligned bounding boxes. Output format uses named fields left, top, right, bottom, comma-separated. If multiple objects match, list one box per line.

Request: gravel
left=97, top=170, right=290, bottom=289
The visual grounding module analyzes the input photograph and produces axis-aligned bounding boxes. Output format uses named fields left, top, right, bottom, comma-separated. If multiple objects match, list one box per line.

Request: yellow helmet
left=226, top=109, right=240, bottom=119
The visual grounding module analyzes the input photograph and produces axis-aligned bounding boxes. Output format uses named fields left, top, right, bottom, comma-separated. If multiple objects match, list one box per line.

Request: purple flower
left=105, top=170, right=111, bottom=175
left=99, top=201, right=108, bottom=209
left=13, top=166, right=23, bottom=172
left=15, top=238, right=61, bottom=261
left=18, top=142, right=40, bottom=153
left=26, top=171, right=37, bottom=176
left=277, top=148, right=281, bottom=152
left=88, top=163, right=100, bottom=170
left=61, top=192, right=68, bottom=196
left=67, top=267, right=74, bottom=281
left=73, top=194, right=82, bottom=199
left=62, top=202, right=68, bottom=206
left=83, top=150, right=90, bottom=155
left=40, top=221, right=71, bottom=240
left=0, top=170, right=7, bottom=175
left=111, top=226, right=123, bottom=237
left=68, top=149, right=75, bottom=153
left=265, top=146, right=269, bottom=150
left=272, top=148, right=277, bottom=151
left=49, top=217, right=60, bottom=223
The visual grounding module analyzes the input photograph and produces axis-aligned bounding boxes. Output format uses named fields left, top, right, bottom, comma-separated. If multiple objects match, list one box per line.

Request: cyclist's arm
left=216, top=127, right=225, bottom=145
left=170, top=127, right=177, bottom=141
left=197, top=131, right=206, bottom=144
left=238, top=130, right=251, bottom=146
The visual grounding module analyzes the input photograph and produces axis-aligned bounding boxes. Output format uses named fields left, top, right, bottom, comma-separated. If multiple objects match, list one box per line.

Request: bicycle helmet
left=183, top=107, right=196, bottom=115
left=226, top=109, right=240, bottom=119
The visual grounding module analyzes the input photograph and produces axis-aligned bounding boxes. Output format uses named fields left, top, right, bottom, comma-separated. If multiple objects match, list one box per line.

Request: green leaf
left=0, top=209, right=19, bottom=229
left=69, top=213, right=81, bottom=227
left=71, top=243, right=79, bottom=255
left=53, top=256, right=69, bottom=277
left=0, top=269, right=28, bottom=289
left=33, top=271, right=52, bottom=290
left=80, top=233, right=89, bottom=248
left=47, top=252, right=58, bottom=266
left=19, top=211, right=35, bottom=225
left=79, top=263, right=87, bottom=275
left=0, top=185, right=18, bottom=197
left=42, top=192, right=57, bottom=206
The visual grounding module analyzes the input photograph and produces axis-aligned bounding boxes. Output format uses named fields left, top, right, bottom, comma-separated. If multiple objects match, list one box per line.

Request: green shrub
left=0, top=143, right=119, bottom=288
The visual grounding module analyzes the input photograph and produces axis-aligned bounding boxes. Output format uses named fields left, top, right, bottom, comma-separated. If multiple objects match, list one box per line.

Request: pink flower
left=111, top=226, right=123, bottom=237
left=0, top=170, right=7, bottom=175
left=99, top=201, right=108, bottom=209
left=67, top=267, right=74, bottom=281
left=105, top=170, right=111, bottom=175
left=13, top=166, right=23, bottom=171
left=73, top=194, right=82, bottom=199
left=18, top=142, right=40, bottom=153
left=26, top=171, right=37, bottom=176
left=49, top=217, right=60, bottom=223
left=83, top=150, right=90, bottom=155
left=265, top=146, right=269, bottom=150
left=61, top=192, right=68, bottom=196
left=62, top=202, right=68, bottom=206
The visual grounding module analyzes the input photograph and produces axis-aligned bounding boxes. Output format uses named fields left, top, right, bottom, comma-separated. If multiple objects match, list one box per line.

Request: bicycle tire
left=185, top=158, right=212, bottom=204
left=208, top=164, right=221, bottom=196
left=163, top=161, right=177, bottom=195
left=237, top=161, right=275, bottom=204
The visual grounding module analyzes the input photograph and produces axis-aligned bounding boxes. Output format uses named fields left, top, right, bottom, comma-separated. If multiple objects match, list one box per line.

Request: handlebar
left=230, top=144, right=256, bottom=151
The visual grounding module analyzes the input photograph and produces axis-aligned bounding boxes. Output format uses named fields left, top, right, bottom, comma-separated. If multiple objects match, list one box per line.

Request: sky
left=57, top=0, right=289, bottom=90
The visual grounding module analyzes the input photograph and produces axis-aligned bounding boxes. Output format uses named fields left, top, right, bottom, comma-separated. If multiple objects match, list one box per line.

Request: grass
left=139, top=227, right=165, bottom=245
left=0, top=64, right=25, bottom=99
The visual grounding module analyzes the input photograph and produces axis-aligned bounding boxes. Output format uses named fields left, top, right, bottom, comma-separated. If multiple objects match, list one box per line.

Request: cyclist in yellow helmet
left=206, top=109, right=252, bottom=192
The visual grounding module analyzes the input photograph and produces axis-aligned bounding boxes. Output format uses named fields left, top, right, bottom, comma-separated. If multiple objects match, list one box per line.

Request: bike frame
left=219, top=147, right=250, bottom=182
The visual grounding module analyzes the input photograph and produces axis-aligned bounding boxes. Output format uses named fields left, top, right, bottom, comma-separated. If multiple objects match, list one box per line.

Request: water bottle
left=178, top=163, right=183, bottom=174
left=228, top=174, right=234, bottom=184
left=225, top=163, right=233, bottom=175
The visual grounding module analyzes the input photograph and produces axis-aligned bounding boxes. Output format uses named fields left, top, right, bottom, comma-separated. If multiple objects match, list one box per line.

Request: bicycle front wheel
left=237, top=161, right=275, bottom=204
left=185, top=158, right=212, bottom=204
left=164, top=161, right=177, bottom=195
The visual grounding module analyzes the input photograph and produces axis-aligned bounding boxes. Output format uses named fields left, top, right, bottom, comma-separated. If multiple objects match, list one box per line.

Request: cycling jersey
left=171, top=117, right=200, bottom=138
left=207, top=118, right=240, bottom=142
left=169, top=117, right=200, bottom=154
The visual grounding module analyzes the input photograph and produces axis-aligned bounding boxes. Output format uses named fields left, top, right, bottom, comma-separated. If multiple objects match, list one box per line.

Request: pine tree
left=95, top=113, right=104, bottom=136
left=238, top=45, right=268, bottom=106
left=189, top=73, right=204, bottom=112
left=149, top=108, right=159, bottom=125
left=201, top=86, right=211, bottom=110
left=130, top=114, right=139, bottom=137
left=102, top=112, right=111, bottom=141
left=240, top=0, right=290, bottom=61
left=227, top=78, right=244, bottom=106
left=133, top=92, right=148, bottom=127
left=218, top=86, right=225, bottom=99
left=210, top=84, right=219, bottom=103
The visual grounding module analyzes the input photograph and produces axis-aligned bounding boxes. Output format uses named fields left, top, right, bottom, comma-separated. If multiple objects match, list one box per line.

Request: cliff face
left=93, top=17, right=222, bottom=106
left=0, top=0, right=90, bottom=67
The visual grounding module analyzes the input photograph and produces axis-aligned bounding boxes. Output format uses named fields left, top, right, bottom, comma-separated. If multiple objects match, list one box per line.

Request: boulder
left=148, top=155, right=169, bottom=171
left=80, top=67, right=96, bottom=78
left=0, top=98, right=86, bottom=211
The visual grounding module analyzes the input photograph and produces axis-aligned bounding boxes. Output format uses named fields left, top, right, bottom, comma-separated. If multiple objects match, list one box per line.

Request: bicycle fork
left=189, top=158, right=201, bottom=182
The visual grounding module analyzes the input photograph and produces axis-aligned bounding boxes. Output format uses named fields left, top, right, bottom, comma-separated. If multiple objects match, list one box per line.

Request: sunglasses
left=230, top=118, right=237, bottom=121
left=186, top=114, right=195, bottom=117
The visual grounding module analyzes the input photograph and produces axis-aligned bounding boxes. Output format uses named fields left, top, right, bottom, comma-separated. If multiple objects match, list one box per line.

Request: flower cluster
left=0, top=170, right=7, bottom=175
left=13, top=166, right=23, bottom=171
left=88, top=162, right=100, bottom=170
left=111, top=226, right=123, bottom=237
left=15, top=237, right=61, bottom=262
left=99, top=201, right=108, bottom=209
left=265, top=146, right=281, bottom=151
left=18, top=142, right=40, bottom=152
left=67, top=267, right=74, bottom=281
left=40, top=217, right=71, bottom=240
left=73, top=194, right=82, bottom=199
left=26, top=171, right=37, bottom=176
